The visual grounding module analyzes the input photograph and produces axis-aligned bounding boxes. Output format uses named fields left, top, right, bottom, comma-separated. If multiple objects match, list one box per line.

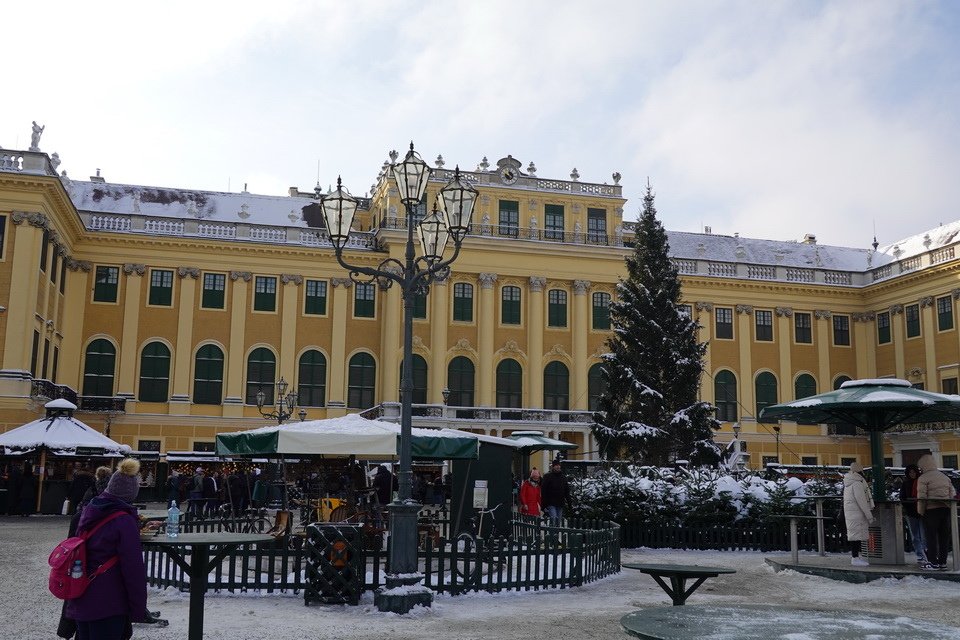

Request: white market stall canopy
left=505, top=430, right=579, bottom=453
left=216, top=413, right=479, bottom=459
left=0, top=399, right=130, bottom=457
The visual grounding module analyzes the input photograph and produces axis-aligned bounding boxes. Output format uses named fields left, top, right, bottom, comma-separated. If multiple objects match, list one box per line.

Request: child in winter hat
left=104, top=458, right=141, bottom=503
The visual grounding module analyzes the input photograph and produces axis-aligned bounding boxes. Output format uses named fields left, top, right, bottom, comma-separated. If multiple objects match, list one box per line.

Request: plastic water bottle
left=166, top=502, right=181, bottom=538
left=70, top=560, right=83, bottom=579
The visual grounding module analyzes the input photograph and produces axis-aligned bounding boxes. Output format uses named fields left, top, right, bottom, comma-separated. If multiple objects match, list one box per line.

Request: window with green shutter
left=298, top=350, right=326, bottom=407
left=496, top=359, right=523, bottom=408
left=254, top=276, right=277, bottom=312
left=714, top=370, right=737, bottom=421
left=544, top=204, right=564, bottom=240
left=905, top=304, right=920, bottom=338
left=755, top=310, right=773, bottom=341
left=877, top=311, right=891, bottom=344
left=794, top=312, right=812, bottom=344
left=498, top=200, right=519, bottom=237
left=202, top=273, right=226, bottom=309
left=400, top=354, right=428, bottom=403
left=305, top=279, right=327, bottom=315
left=245, top=347, right=276, bottom=405
left=93, top=266, right=120, bottom=303
left=149, top=269, right=174, bottom=306
left=447, top=356, right=475, bottom=406
left=587, top=208, right=607, bottom=244
left=755, top=372, right=778, bottom=421
left=412, top=292, right=427, bottom=319
left=833, top=315, right=850, bottom=345
left=548, top=289, right=567, bottom=327
left=501, top=286, right=521, bottom=325
left=193, top=344, right=224, bottom=405
left=355, top=283, right=375, bottom=318
left=83, top=339, right=116, bottom=396
left=592, top=292, right=611, bottom=330
left=138, top=341, right=171, bottom=402
left=937, top=296, right=953, bottom=331
left=348, top=352, right=376, bottom=408
left=543, top=361, right=569, bottom=410
left=716, top=308, right=734, bottom=339
left=588, top=363, right=606, bottom=411
left=453, top=283, right=473, bottom=322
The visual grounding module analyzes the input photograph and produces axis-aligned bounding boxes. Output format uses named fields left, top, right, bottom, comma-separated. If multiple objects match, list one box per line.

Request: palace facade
left=1, top=145, right=958, bottom=472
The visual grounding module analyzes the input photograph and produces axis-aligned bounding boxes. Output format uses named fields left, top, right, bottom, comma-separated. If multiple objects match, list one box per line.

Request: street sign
left=75, top=446, right=105, bottom=457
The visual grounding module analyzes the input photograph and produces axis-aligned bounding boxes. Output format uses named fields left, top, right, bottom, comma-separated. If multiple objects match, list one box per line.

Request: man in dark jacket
left=68, top=466, right=94, bottom=515
left=900, top=464, right=927, bottom=565
left=65, top=458, right=147, bottom=639
left=540, top=461, right=570, bottom=526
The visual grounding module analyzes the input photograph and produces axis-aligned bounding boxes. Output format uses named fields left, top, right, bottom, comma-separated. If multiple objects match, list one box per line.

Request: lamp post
left=773, top=424, right=781, bottom=462
left=255, top=377, right=298, bottom=425
left=320, top=142, right=478, bottom=614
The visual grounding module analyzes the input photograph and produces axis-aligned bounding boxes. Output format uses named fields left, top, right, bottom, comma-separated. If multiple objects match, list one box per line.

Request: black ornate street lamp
left=256, top=377, right=298, bottom=425
left=320, top=142, right=478, bottom=613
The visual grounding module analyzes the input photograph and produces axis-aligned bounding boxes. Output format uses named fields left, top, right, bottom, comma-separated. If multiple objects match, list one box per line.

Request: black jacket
left=540, top=471, right=569, bottom=508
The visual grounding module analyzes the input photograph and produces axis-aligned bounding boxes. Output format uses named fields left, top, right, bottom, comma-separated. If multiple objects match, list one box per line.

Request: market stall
left=0, top=399, right=130, bottom=513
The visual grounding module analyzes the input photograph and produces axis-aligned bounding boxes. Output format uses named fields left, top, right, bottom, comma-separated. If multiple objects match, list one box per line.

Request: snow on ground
left=5, top=515, right=960, bottom=640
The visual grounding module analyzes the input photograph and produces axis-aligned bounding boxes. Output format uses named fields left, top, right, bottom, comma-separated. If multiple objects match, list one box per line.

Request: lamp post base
left=374, top=575, right=434, bottom=614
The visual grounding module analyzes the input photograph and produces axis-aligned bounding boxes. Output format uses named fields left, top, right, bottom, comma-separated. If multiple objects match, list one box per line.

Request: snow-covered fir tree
left=592, top=184, right=720, bottom=466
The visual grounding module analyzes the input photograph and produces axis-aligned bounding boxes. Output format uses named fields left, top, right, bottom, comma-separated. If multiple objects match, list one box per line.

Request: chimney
left=288, top=187, right=300, bottom=197
left=801, top=234, right=817, bottom=245
left=704, top=226, right=712, bottom=234
left=89, top=168, right=105, bottom=183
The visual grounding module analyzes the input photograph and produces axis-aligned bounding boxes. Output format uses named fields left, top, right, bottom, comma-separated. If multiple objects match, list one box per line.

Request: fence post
left=570, top=532, right=584, bottom=587
left=816, top=499, right=826, bottom=557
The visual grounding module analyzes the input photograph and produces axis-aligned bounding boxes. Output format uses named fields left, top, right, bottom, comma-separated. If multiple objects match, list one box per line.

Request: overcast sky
left=4, top=1, right=959, bottom=249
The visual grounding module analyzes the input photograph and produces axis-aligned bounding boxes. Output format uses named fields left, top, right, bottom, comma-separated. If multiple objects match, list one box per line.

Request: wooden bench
left=622, top=563, right=735, bottom=606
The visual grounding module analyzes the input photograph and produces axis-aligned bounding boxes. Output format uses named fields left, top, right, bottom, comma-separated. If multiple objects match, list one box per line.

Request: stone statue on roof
left=29, top=121, right=44, bottom=151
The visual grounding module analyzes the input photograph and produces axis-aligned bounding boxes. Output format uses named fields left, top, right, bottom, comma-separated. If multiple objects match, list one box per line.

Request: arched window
left=588, top=363, right=607, bottom=412
left=795, top=374, right=817, bottom=400
left=543, top=361, right=569, bottom=410
left=833, top=375, right=852, bottom=390
left=298, top=350, right=326, bottom=407
left=82, top=339, right=116, bottom=397
left=447, top=357, right=475, bottom=407
left=348, top=353, right=376, bottom=409
left=193, top=344, right=224, bottom=405
left=496, top=359, right=523, bottom=408
left=400, top=355, right=428, bottom=404
left=138, top=341, right=170, bottom=402
left=714, top=370, right=737, bottom=422
left=245, top=347, right=276, bottom=405
left=755, top=372, right=778, bottom=422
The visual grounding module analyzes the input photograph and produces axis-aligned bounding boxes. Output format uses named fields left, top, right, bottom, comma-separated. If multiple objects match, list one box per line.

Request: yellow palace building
left=1, top=144, right=959, bottom=473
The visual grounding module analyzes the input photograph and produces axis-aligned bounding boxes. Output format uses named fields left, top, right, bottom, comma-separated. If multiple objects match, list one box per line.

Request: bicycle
left=216, top=504, right=272, bottom=534
left=452, top=504, right=504, bottom=587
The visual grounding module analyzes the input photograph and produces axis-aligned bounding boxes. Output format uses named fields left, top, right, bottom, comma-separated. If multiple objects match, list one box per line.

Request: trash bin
left=304, top=523, right=363, bottom=606
left=861, top=502, right=905, bottom=565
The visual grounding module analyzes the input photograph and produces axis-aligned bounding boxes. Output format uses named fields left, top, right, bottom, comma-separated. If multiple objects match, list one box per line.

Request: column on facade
left=696, top=303, right=715, bottom=403
left=775, top=307, right=793, bottom=402
left=477, top=273, right=497, bottom=406
left=170, top=267, right=199, bottom=411
left=735, top=305, right=755, bottom=420
left=223, top=271, right=250, bottom=416
left=327, top=278, right=350, bottom=416
left=890, top=304, right=905, bottom=378
left=920, top=297, right=938, bottom=390
left=58, top=261, right=91, bottom=390
left=429, top=277, right=449, bottom=404
left=379, top=273, right=401, bottom=404
left=115, top=264, right=145, bottom=400
left=572, top=280, right=591, bottom=410
left=279, top=274, right=301, bottom=385
left=814, top=309, right=833, bottom=392
left=853, top=313, right=877, bottom=379
left=1, top=215, right=44, bottom=380
left=528, top=276, right=546, bottom=408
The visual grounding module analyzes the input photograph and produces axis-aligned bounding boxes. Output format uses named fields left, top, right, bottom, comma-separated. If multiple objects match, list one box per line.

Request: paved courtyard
left=5, top=515, right=960, bottom=639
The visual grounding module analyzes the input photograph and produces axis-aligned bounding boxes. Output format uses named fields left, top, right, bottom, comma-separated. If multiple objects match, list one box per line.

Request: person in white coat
left=842, top=461, right=875, bottom=567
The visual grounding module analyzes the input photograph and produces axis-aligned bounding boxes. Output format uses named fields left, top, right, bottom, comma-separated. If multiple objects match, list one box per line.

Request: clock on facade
left=499, top=167, right=519, bottom=185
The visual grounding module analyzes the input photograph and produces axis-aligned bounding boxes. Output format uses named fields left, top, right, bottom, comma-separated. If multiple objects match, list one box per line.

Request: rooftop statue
left=29, top=121, right=45, bottom=151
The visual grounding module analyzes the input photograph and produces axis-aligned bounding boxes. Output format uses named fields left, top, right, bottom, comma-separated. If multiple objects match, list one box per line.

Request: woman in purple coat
left=65, top=458, right=147, bottom=640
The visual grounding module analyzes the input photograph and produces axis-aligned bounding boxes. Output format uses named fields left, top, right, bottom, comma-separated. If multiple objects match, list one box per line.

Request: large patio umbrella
left=504, top=430, right=578, bottom=478
left=759, top=378, right=960, bottom=501
left=0, top=399, right=130, bottom=511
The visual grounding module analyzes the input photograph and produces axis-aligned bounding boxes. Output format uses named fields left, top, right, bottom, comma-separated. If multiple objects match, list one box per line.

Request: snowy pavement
left=6, top=515, right=960, bottom=639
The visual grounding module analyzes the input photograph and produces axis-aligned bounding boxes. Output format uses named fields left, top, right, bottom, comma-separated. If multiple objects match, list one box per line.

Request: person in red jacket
left=519, top=469, right=542, bottom=517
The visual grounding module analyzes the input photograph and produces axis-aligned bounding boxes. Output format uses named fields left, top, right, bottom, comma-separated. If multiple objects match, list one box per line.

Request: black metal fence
left=143, top=513, right=620, bottom=597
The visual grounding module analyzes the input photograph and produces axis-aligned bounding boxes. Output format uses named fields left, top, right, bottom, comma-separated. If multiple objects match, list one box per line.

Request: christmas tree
left=592, top=184, right=720, bottom=466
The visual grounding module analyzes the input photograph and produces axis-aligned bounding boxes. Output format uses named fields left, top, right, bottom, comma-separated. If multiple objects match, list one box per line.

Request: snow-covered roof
left=0, top=413, right=130, bottom=456
left=66, top=178, right=321, bottom=228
